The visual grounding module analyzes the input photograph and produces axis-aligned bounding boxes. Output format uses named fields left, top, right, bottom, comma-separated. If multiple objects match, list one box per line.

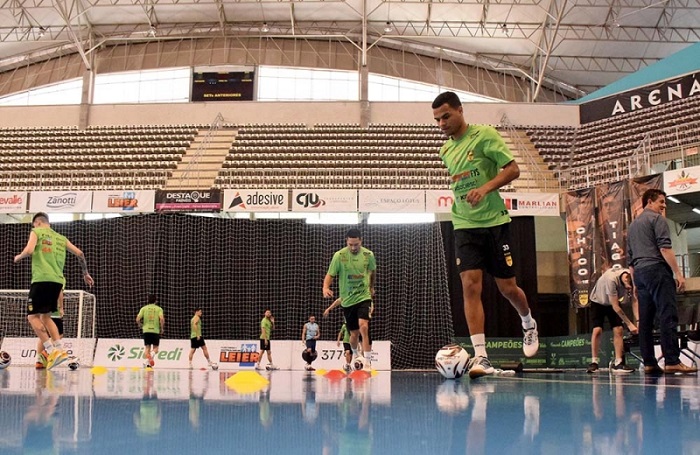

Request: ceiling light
left=667, top=196, right=680, bottom=203
left=261, top=22, right=270, bottom=33
left=692, top=207, right=700, bottom=215
left=383, top=22, right=393, bottom=33
left=501, top=23, right=510, bottom=37
left=146, top=25, right=157, bottom=37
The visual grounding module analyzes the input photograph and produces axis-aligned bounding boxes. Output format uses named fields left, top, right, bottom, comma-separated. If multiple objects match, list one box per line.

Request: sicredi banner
left=0, top=337, right=96, bottom=366
left=664, top=165, right=700, bottom=195
left=93, top=339, right=391, bottom=371
left=29, top=191, right=92, bottom=213
left=291, top=189, right=357, bottom=212
left=358, top=189, right=425, bottom=212
left=223, top=189, right=288, bottom=212
left=92, top=190, right=156, bottom=213
left=0, top=191, right=27, bottom=213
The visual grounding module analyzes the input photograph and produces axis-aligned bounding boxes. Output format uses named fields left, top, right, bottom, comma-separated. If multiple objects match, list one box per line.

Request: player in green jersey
left=189, top=308, right=216, bottom=370
left=256, top=309, right=278, bottom=370
left=432, top=92, right=539, bottom=379
left=136, top=294, right=164, bottom=368
left=323, top=228, right=376, bottom=371
left=14, top=212, right=94, bottom=370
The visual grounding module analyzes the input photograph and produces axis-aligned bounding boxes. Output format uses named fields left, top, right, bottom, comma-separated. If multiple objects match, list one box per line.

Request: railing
left=500, top=114, right=557, bottom=192
left=177, top=112, right=225, bottom=188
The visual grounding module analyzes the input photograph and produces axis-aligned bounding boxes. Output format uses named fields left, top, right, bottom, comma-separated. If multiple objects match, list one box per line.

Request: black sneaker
left=586, top=362, right=599, bottom=374
left=611, top=363, right=635, bottom=374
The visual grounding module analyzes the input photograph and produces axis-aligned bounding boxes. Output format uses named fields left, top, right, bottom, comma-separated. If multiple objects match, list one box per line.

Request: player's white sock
left=471, top=333, right=487, bottom=358
left=44, top=341, right=54, bottom=353
left=54, top=341, right=63, bottom=350
left=363, top=351, right=372, bottom=363
left=592, top=357, right=600, bottom=364
left=520, top=311, right=534, bottom=330
left=614, top=358, right=623, bottom=366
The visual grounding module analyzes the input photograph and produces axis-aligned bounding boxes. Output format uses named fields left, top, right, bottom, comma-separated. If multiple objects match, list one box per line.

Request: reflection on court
left=0, top=368, right=699, bottom=454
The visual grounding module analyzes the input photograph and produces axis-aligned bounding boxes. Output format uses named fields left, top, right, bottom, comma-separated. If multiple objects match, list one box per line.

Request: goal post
left=0, top=289, right=96, bottom=340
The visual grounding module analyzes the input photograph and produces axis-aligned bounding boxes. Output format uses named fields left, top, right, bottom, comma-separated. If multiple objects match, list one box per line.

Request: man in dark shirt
left=627, top=189, right=697, bottom=374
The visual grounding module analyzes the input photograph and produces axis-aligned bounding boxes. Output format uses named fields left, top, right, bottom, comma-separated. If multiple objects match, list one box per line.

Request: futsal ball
left=68, top=359, right=80, bottom=371
left=435, top=344, right=471, bottom=379
left=302, top=350, right=318, bottom=364
left=353, top=356, right=366, bottom=371
left=0, top=351, right=11, bottom=370
left=210, top=363, right=218, bottom=371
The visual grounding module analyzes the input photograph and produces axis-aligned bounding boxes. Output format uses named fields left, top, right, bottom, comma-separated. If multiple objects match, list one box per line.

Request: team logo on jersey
left=504, top=252, right=513, bottom=267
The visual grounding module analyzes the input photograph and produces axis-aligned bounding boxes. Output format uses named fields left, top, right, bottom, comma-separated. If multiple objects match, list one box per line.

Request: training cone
left=348, top=370, right=371, bottom=381
left=90, top=366, right=108, bottom=375
left=324, top=370, right=347, bottom=380
left=225, top=371, right=270, bottom=394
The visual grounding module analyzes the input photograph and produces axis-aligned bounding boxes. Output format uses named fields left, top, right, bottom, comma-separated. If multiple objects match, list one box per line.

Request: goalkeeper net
left=0, top=290, right=96, bottom=339
left=0, top=215, right=453, bottom=369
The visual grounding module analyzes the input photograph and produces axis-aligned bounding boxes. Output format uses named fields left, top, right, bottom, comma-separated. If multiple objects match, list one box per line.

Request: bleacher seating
left=0, top=124, right=198, bottom=190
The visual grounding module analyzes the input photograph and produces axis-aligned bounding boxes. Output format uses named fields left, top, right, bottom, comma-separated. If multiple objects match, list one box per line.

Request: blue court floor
left=0, top=366, right=699, bottom=454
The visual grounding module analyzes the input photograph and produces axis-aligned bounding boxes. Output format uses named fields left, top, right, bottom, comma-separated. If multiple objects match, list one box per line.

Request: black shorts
left=191, top=337, right=206, bottom=349
left=454, top=224, right=516, bottom=278
left=260, top=339, right=271, bottom=351
left=591, top=301, right=623, bottom=329
left=27, top=282, right=63, bottom=315
left=143, top=332, right=160, bottom=347
left=343, top=342, right=352, bottom=352
left=342, top=300, right=372, bottom=331
left=305, top=339, right=317, bottom=351
left=52, top=318, right=64, bottom=336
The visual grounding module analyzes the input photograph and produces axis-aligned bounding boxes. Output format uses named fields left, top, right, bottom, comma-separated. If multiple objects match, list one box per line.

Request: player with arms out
left=14, top=212, right=94, bottom=370
left=323, top=228, right=376, bottom=371
left=189, top=308, right=216, bottom=370
left=432, top=92, right=539, bottom=379
left=136, top=294, right=164, bottom=368
left=256, top=309, right=278, bottom=370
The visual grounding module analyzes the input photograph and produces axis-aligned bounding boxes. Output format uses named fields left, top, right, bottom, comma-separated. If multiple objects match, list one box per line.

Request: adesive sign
left=223, top=189, right=288, bottom=212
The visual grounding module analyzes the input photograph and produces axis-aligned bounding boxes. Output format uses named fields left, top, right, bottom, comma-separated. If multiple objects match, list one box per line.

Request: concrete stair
left=165, top=129, right=236, bottom=189
left=499, top=129, right=560, bottom=192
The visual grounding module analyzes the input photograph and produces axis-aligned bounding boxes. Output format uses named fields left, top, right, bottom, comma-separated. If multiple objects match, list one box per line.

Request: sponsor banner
left=93, top=339, right=391, bottom=371
left=289, top=340, right=391, bottom=371
left=565, top=188, right=595, bottom=308
left=92, top=190, right=156, bottom=213
left=29, top=191, right=92, bottom=213
left=358, top=189, right=424, bottom=212
left=0, top=191, right=27, bottom=213
left=223, top=189, right=288, bottom=212
left=0, top=337, right=96, bottom=367
left=155, top=189, right=221, bottom=212
left=664, top=165, right=700, bottom=195
left=629, top=174, right=662, bottom=220
left=502, top=192, right=560, bottom=217
left=425, top=190, right=454, bottom=213
left=595, top=181, right=628, bottom=270
left=580, top=71, right=700, bottom=123
left=291, top=189, right=357, bottom=212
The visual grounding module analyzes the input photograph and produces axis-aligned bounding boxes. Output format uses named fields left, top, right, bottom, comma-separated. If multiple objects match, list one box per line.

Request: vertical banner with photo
left=595, top=181, right=628, bottom=272
left=629, top=174, right=662, bottom=220
left=565, top=188, right=596, bottom=308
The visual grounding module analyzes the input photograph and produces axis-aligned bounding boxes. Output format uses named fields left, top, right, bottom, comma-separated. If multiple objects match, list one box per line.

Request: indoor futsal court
left=0, top=366, right=699, bottom=454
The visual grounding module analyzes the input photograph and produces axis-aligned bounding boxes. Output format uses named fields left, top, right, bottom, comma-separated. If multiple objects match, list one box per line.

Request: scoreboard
left=191, top=69, right=255, bottom=102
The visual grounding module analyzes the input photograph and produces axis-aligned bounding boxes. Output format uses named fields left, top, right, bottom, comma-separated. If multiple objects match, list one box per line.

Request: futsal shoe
left=266, top=364, right=279, bottom=371
left=611, top=363, right=635, bottom=374
left=522, top=320, right=539, bottom=358
left=664, top=363, right=698, bottom=374
left=46, top=349, right=68, bottom=370
left=468, top=356, right=495, bottom=379
left=643, top=364, right=664, bottom=375
left=36, top=350, right=48, bottom=369
left=586, top=362, right=599, bottom=374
